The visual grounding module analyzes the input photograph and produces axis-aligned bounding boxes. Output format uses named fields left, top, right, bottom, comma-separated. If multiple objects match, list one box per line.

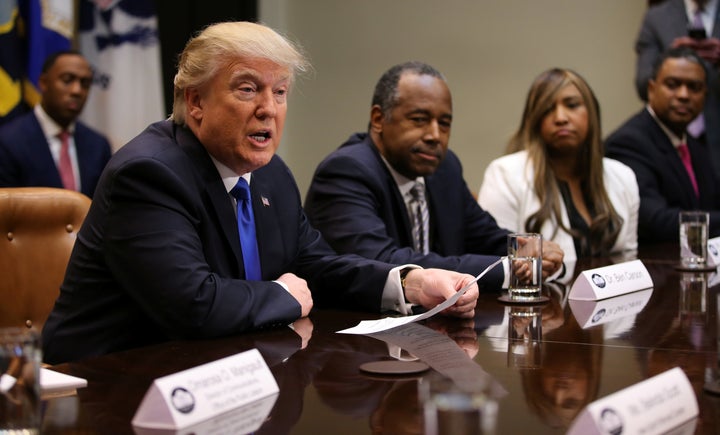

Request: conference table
left=41, top=244, right=720, bottom=434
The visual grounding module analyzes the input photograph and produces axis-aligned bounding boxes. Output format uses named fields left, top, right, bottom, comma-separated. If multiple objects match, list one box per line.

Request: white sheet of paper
left=337, top=257, right=505, bottom=334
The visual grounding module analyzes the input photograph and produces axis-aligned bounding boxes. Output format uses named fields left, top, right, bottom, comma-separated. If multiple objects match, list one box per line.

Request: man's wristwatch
left=400, top=268, right=411, bottom=290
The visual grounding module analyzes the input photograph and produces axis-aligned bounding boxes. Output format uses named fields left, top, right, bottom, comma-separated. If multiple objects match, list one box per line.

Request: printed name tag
left=569, top=259, right=653, bottom=301
left=569, top=288, right=653, bottom=328
left=567, top=367, right=697, bottom=435
left=132, top=349, right=278, bottom=431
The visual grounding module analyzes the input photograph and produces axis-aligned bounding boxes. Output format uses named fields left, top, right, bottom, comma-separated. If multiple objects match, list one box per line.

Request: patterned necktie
left=409, top=182, right=429, bottom=254
left=57, top=130, right=76, bottom=191
left=230, top=178, right=262, bottom=280
left=678, top=143, right=699, bottom=197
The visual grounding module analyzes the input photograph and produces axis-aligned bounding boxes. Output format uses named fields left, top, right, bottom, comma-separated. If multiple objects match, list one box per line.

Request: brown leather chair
left=0, top=187, right=91, bottom=331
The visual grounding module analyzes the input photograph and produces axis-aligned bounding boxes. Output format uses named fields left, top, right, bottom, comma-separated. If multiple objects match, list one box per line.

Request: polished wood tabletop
left=41, top=245, right=720, bottom=434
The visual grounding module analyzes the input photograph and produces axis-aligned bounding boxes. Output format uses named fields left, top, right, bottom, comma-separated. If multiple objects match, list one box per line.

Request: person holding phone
left=635, top=0, right=720, bottom=175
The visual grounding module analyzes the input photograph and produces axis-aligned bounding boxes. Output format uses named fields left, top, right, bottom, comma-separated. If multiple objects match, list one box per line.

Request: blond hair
left=171, top=21, right=310, bottom=125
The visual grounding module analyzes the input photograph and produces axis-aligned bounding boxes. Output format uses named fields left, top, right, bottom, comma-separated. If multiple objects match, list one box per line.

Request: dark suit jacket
left=0, top=111, right=112, bottom=197
left=605, top=109, right=720, bottom=242
left=304, top=133, right=509, bottom=288
left=635, top=0, right=720, bottom=174
left=42, top=121, right=393, bottom=364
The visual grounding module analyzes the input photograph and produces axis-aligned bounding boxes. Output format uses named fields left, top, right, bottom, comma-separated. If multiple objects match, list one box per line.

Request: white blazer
left=478, top=150, right=639, bottom=262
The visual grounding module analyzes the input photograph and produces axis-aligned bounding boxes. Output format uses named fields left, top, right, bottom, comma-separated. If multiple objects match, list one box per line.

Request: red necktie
left=57, top=130, right=76, bottom=191
left=678, top=143, right=699, bottom=197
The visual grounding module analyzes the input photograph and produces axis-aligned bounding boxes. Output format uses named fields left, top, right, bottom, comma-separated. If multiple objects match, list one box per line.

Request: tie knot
left=409, top=182, right=424, bottom=201
left=58, top=130, right=70, bottom=141
left=230, top=178, right=251, bottom=201
left=678, top=143, right=690, bottom=157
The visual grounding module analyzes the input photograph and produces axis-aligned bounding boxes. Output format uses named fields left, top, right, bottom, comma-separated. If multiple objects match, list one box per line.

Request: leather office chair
left=0, top=187, right=91, bottom=331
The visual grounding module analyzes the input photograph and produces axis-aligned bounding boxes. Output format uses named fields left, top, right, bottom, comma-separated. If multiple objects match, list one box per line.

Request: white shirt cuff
left=381, top=264, right=422, bottom=315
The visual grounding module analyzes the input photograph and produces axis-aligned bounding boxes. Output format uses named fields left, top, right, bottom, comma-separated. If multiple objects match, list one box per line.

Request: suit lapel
left=176, top=126, right=245, bottom=271
left=28, top=114, right=63, bottom=186
left=643, top=111, right=700, bottom=206
left=247, top=175, right=272, bottom=272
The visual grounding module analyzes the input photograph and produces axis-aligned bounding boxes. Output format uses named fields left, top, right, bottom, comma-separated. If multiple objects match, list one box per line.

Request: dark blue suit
left=605, top=109, right=720, bottom=242
left=42, top=121, right=393, bottom=364
left=304, top=132, right=509, bottom=288
left=0, top=111, right=112, bottom=197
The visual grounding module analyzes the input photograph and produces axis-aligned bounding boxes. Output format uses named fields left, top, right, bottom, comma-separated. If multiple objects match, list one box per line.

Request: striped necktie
left=409, top=182, right=429, bottom=254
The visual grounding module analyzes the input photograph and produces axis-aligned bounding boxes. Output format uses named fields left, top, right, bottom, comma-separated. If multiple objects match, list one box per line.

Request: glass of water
left=679, top=211, right=709, bottom=269
left=507, top=233, right=543, bottom=301
left=420, top=372, right=497, bottom=435
left=0, top=327, right=42, bottom=434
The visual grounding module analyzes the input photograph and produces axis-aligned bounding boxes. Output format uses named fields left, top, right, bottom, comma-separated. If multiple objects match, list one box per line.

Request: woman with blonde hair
left=478, top=68, right=638, bottom=261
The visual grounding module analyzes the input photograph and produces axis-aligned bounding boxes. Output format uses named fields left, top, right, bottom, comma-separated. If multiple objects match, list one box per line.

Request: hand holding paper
left=403, top=268, right=479, bottom=318
left=339, top=257, right=505, bottom=334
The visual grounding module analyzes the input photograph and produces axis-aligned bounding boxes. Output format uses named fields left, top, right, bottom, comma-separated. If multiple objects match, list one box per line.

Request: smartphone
left=688, top=26, right=707, bottom=40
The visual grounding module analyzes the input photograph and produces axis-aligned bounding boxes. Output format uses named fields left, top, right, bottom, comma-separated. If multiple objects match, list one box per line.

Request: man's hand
left=541, top=240, right=564, bottom=278
left=402, top=269, right=478, bottom=318
left=672, top=36, right=720, bottom=66
left=277, top=273, right=313, bottom=317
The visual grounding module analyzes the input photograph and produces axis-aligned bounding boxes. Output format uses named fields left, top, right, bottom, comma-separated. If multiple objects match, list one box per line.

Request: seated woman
left=478, top=68, right=638, bottom=262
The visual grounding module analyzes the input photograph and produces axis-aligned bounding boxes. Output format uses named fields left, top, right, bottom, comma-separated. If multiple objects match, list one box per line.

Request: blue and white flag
left=78, top=0, right=164, bottom=151
left=0, top=0, right=74, bottom=124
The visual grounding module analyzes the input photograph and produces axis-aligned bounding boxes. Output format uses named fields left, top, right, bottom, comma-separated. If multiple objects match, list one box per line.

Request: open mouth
left=249, top=131, right=272, bottom=143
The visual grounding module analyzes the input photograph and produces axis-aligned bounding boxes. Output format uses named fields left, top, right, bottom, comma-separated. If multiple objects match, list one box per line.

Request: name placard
left=132, top=348, right=278, bottom=430
left=569, top=259, right=653, bottom=301
left=707, top=236, right=720, bottom=267
left=567, top=367, right=697, bottom=435
left=569, top=288, right=653, bottom=328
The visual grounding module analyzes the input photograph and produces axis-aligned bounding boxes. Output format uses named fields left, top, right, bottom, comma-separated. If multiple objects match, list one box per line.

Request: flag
left=78, top=0, right=164, bottom=151
left=0, top=0, right=74, bottom=125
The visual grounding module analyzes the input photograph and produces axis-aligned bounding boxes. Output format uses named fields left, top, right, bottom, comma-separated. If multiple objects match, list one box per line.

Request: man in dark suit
left=635, top=0, right=720, bottom=175
left=304, top=62, right=564, bottom=289
left=606, top=47, right=720, bottom=242
left=0, top=50, right=111, bottom=197
left=41, top=23, right=480, bottom=364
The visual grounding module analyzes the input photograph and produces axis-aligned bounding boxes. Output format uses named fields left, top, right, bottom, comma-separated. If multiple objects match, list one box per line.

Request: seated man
left=41, top=23, right=478, bottom=364
left=606, top=46, right=720, bottom=242
left=305, top=61, right=564, bottom=289
left=0, top=50, right=112, bottom=197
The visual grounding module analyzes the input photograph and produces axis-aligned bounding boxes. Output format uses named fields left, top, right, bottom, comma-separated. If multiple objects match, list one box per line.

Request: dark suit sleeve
left=101, top=157, right=302, bottom=337
left=306, top=152, right=506, bottom=287
left=635, top=8, right=662, bottom=101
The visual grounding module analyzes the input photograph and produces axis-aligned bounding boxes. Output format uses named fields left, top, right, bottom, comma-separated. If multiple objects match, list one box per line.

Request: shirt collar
left=209, top=155, right=251, bottom=194
left=647, top=105, right=686, bottom=148
left=34, top=104, right=75, bottom=138
left=380, top=154, right=425, bottom=197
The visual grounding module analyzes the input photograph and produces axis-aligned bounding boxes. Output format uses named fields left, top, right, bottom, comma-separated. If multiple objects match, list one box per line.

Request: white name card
left=707, top=236, right=720, bottom=267
left=569, top=259, right=653, bottom=301
left=569, top=288, right=653, bottom=328
left=132, top=348, right=278, bottom=431
left=567, top=367, right=697, bottom=435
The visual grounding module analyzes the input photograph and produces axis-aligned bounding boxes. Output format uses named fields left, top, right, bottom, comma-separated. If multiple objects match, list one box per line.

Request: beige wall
left=260, top=0, right=648, bottom=199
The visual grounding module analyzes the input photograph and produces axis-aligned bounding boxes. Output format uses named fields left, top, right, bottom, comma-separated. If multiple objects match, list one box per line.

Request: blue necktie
left=230, top=178, right=262, bottom=280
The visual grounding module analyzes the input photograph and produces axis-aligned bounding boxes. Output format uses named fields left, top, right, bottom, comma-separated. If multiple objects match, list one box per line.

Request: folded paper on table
left=569, top=289, right=653, bottom=329
left=567, top=367, right=697, bottom=435
left=569, top=259, right=653, bottom=301
left=40, top=367, right=88, bottom=395
left=132, top=348, right=278, bottom=431
left=337, top=257, right=505, bottom=334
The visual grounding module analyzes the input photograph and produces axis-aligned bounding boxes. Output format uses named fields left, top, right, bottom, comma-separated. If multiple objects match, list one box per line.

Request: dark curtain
left=156, top=1, right=258, bottom=115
